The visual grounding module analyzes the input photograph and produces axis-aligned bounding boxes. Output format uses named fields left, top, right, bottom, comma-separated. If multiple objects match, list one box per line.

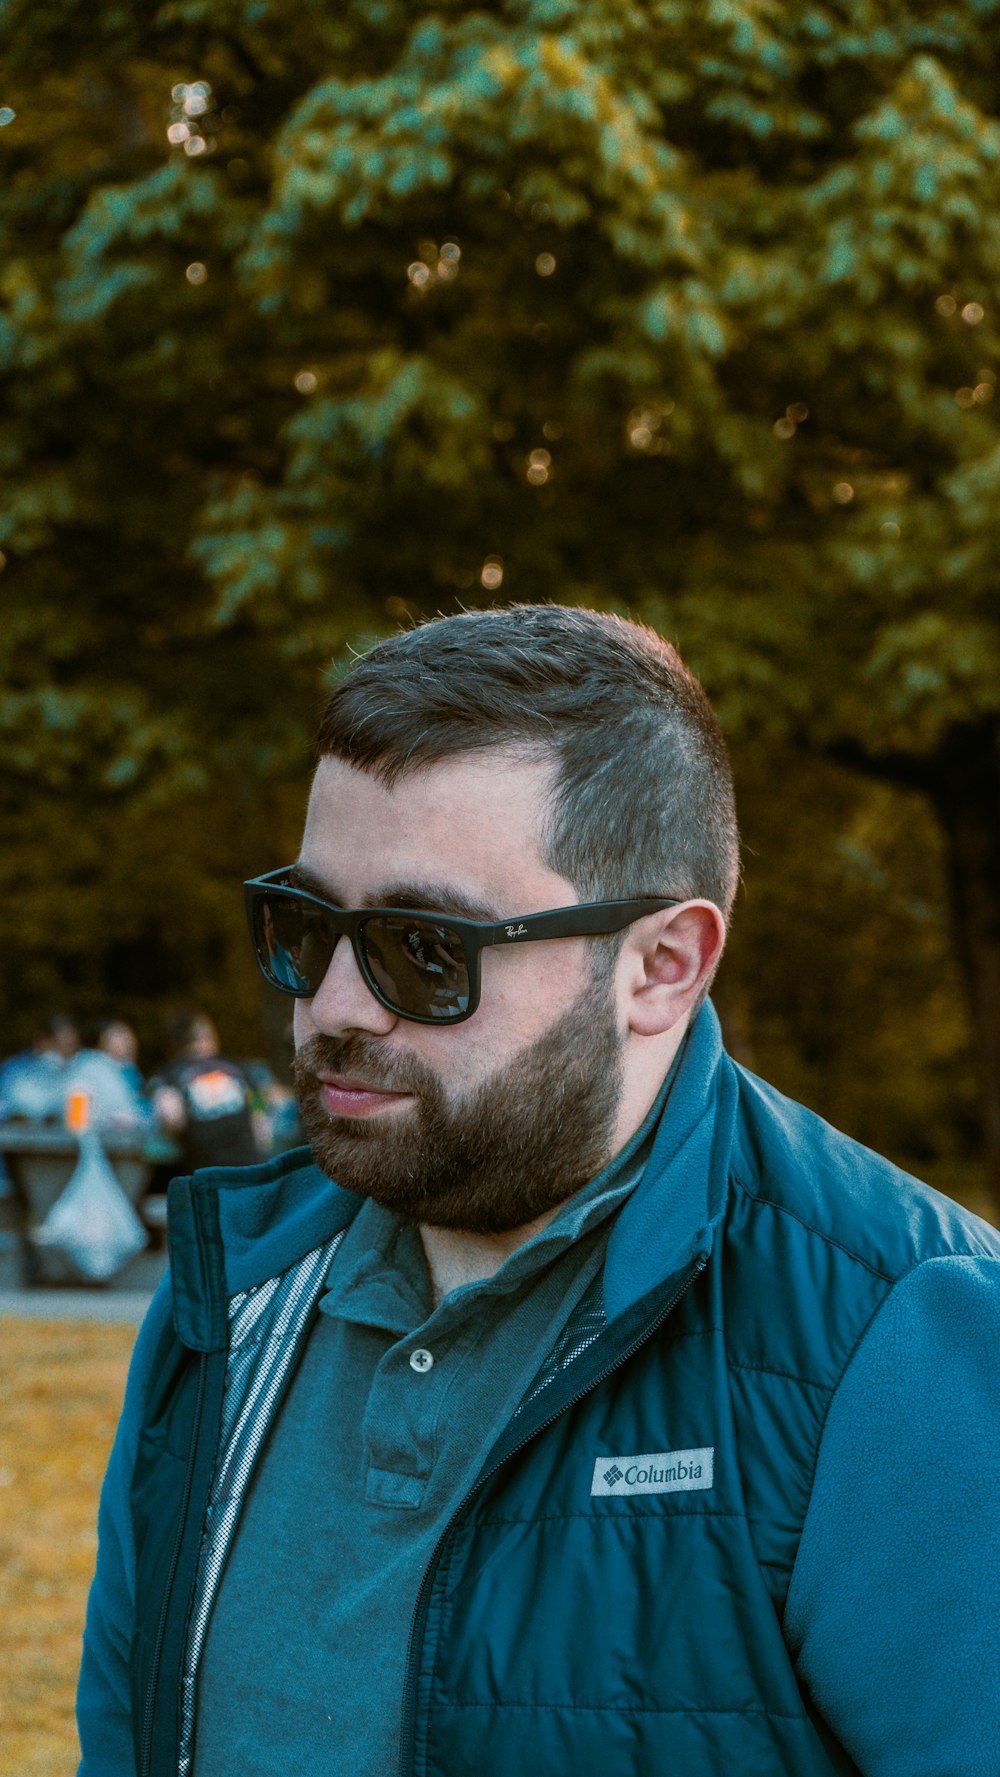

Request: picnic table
left=0, top=1121, right=179, bottom=1286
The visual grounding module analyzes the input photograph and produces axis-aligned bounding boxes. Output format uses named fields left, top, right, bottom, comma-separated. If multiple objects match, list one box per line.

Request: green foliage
left=0, top=0, right=996, bottom=1187
left=718, top=751, right=983, bottom=1202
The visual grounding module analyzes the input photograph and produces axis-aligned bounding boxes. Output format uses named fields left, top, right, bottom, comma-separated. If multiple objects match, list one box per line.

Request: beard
left=293, top=974, right=624, bottom=1234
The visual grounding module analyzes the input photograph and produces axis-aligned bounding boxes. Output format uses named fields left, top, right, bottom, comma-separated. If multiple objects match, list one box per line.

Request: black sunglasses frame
left=243, top=868, right=681, bottom=1026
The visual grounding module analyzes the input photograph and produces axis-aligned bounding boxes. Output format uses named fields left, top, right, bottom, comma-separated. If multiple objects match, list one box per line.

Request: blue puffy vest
left=121, top=1007, right=997, bottom=1775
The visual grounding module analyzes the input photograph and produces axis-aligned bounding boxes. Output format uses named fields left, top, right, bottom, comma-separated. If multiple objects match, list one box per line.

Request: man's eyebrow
left=368, top=881, right=502, bottom=924
left=287, top=862, right=346, bottom=905
left=288, top=863, right=500, bottom=925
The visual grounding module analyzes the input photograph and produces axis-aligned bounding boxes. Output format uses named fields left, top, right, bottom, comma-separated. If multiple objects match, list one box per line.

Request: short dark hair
left=164, top=1009, right=213, bottom=1055
left=317, top=605, right=739, bottom=918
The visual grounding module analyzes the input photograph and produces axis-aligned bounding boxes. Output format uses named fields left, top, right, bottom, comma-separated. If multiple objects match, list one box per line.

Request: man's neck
left=419, top=1210, right=561, bottom=1307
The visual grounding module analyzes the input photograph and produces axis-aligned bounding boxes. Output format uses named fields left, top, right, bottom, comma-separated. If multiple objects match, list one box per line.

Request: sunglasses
left=243, top=868, right=681, bottom=1026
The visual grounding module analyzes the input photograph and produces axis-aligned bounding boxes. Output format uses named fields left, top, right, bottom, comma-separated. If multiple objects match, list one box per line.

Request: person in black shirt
left=151, top=1010, right=259, bottom=1171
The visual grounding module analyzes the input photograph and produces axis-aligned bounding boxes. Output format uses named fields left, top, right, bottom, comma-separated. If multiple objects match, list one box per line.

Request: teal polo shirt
left=193, top=1069, right=675, bottom=1776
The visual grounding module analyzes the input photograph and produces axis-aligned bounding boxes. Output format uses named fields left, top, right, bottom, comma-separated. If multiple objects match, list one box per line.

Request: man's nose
left=306, top=933, right=398, bottom=1036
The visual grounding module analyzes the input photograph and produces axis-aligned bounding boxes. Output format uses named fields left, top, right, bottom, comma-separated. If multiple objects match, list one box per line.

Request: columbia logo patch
left=591, top=1447, right=714, bottom=1497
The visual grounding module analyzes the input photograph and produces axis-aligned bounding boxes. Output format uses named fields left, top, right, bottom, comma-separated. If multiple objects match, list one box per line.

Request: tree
left=1, top=0, right=997, bottom=1198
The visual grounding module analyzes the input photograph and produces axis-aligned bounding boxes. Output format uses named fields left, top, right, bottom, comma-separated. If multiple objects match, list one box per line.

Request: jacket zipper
left=174, top=1244, right=344, bottom=1777
left=397, top=1253, right=708, bottom=1777
left=139, top=1353, right=208, bottom=1777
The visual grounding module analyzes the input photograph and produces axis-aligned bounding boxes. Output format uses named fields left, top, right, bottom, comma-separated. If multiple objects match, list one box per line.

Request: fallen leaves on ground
left=0, top=1316, right=135, bottom=1777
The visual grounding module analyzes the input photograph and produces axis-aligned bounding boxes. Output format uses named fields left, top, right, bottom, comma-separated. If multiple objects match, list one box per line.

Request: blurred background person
left=150, top=1010, right=260, bottom=1171
left=0, top=1014, right=82, bottom=1121
left=95, top=1019, right=145, bottom=1098
left=64, top=1024, right=148, bottom=1131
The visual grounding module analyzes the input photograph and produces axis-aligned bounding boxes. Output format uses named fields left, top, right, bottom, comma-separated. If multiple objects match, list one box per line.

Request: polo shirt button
left=409, top=1348, right=434, bottom=1373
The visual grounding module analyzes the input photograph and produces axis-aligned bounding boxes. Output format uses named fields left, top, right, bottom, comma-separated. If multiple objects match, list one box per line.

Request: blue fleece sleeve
left=76, top=1277, right=173, bottom=1777
left=784, top=1254, right=1000, bottom=1776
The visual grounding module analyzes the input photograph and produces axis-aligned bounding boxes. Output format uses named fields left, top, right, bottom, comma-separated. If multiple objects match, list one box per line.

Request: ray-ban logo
left=505, top=923, right=529, bottom=938
left=591, top=1448, right=714, bottom=1497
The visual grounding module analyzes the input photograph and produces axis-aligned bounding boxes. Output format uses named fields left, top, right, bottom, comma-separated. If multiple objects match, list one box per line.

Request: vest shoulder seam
left=795, top=1259, right=930, bottom=1530
left=731, top=1168, right=896, bottom=1282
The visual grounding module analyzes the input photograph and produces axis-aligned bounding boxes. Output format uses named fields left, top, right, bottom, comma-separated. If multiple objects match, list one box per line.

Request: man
left=150, top=1010, right=260, bottom=1172
left=95, top=1019, right=146, bottom=1099
left=0, top=1012, right=81, bottom=1119
left=77, top=605, right=1000, bottom=1777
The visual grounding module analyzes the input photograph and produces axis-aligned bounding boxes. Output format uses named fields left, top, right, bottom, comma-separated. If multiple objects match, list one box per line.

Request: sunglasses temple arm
left=488, top=899, right=680, bottom=946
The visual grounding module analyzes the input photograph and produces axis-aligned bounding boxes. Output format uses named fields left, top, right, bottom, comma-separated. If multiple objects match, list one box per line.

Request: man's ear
left=621, top=902, right=727, bottom=1038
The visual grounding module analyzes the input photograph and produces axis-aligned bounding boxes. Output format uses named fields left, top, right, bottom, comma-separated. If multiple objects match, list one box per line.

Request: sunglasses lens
left=253, top=891, right=335, bottom=995
left=362, top=915, right=470, bottom=1020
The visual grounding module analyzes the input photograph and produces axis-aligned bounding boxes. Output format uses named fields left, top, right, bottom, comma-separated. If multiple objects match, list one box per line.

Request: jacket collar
left=168, top=1001, right=735, bottom=1350
left=603, top=1000, right=734, bottom=1321
left=168, top=1152, right=360, bottom=1349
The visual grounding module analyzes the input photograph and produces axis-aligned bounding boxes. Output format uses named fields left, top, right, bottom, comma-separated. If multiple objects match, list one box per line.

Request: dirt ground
left=0, top=1317, right=135, bottom=1777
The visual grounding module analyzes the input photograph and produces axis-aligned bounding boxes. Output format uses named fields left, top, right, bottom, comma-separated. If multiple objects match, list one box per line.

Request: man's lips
left=316, top=1074, right=413, bottom=1119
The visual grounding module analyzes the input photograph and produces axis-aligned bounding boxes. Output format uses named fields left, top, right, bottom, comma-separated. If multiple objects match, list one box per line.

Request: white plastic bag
left=33, top=1130, right=148, bottom=1282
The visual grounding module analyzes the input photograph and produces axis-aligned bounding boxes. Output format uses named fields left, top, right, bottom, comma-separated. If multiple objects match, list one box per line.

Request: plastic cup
left=66, top=1089, right=92, bottom=1133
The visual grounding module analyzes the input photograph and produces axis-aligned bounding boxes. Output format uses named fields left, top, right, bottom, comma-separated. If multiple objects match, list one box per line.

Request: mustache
left=293, top=1033, right=436, bottom=1098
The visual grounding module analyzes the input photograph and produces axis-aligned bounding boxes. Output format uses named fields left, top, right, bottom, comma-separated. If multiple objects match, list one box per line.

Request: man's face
left=99, top=1021, right=137, bottom=1064
left=188, top=1018, right=219, bottom=1060
left=49, top=1020, right=81, bottom=1061
left=292, top=751, right=625, bottom=1234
